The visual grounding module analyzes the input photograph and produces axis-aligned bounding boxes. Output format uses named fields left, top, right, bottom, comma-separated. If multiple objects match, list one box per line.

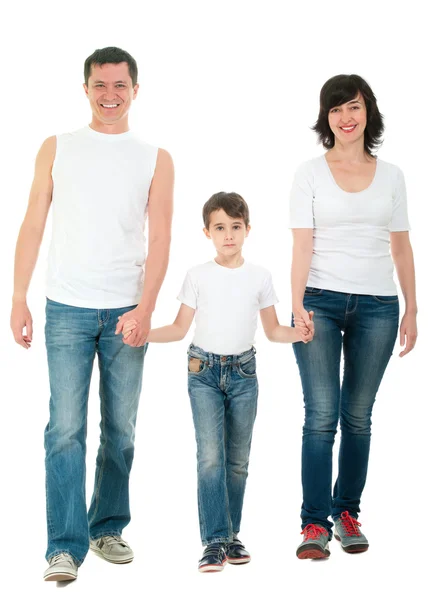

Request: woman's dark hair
left=84, top=47, right=138, bottom=86
left=313, top=74, right=384, bottom=156
left=203, top=192, right=250, bottom=229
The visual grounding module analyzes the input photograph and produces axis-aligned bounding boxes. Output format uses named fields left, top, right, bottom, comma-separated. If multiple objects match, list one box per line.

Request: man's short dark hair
left=203, top=192, right=250, bottom=229
left=84, top=46, right=138, bottom=86
left=313, top=74, right=384, bottom=156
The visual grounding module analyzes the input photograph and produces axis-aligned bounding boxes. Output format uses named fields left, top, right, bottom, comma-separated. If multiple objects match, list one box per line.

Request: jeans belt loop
left=208, top=352, right=214, bottom=368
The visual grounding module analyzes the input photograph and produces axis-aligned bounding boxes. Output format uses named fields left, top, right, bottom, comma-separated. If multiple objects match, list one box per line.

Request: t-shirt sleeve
left=289, top=162, right=315, bottom=228
left=259, top=271, right=279, bottom=309
left=390, top=167, right=411, bottom=232
left=177, top=271, right=198, bottom=309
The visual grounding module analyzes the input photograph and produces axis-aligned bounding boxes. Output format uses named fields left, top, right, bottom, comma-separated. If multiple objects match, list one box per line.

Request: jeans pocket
left=304, top=287, right=323, bottom=295
left=188, top=356, right=208, bottom=375
left=371, top=295, right=399, bottom=304
left=237, top=356, right=257, bottom=379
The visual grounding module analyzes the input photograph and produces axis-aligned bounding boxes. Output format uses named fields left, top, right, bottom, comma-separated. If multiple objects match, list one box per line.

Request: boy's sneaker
left=226, top=535, right=251, bottom=564
left=334, top=511, right=369, bottom=553
left=296, top=524, right=330, bottom=559
left=198, top=543, right=227, bottom=573
left=90, top=535, right=134, bottom=563
left=44, top=553, right=78, bottom=581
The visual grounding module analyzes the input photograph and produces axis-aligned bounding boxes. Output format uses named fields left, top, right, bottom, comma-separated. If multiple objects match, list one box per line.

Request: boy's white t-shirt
left=289, top=155, right=410, bottom=295
left=177, top=260, right=278, bottom=355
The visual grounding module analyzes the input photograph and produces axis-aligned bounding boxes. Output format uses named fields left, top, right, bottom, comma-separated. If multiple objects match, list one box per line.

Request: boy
left=122, top=192, right=314, bottom=572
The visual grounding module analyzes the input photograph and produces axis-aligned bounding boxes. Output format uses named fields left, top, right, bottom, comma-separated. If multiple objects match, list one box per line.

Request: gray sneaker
left=334, top=511, right=369, bottom=553
left=296, top=524, right=330, bottom=559
left=90, top=535, right=134, bottom=563
left=44, top=553, right=78, bottom=582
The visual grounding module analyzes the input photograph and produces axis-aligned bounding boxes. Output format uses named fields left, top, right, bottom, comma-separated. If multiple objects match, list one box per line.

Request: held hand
left=293, top=305, right=312, bottom=329
left=399, top=312, right=417, bottom=357
left=11, top=301, right=33, bottom=349
left=293, top=311, right=315, bottom=343
left=122, top=319, right=138, bottom=340
left=115, top=309, right=151, bottom=347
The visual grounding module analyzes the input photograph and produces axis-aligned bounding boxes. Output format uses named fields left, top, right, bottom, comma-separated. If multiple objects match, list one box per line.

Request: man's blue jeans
left=292, top=289, right=399, bottom=537
left=187, top=344, right=258, bottom=546
left=44, top=299, right=147, bottom=565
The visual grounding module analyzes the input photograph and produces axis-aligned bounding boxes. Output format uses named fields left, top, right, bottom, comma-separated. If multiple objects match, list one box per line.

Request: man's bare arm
left=116, top=148, right=174, bottom=346
left=11, top=136, right=56, bottom=348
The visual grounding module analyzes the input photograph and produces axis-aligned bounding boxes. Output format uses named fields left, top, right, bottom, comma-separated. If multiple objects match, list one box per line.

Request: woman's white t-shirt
left=178, top=260, right=278, bottom=355
left=289, top=155, right=410, bottom=295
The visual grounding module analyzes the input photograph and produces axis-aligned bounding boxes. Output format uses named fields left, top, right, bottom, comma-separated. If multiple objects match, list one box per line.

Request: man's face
left=204, top=209, right=250, bottom=256
left=83, top=62, right=138, bottom=125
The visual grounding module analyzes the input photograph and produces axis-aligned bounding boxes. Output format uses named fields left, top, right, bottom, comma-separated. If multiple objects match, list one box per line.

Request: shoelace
left=203, top=543, right=225, bottom=558
left=301, top=524, right=327, bottom=540
left=50, top=553, right=75, bottom=566
left=229, top=537, right=245, bottom=549
left=339, top=511, right=362, bottom=537
left=102, top=535, right=128, bottom=547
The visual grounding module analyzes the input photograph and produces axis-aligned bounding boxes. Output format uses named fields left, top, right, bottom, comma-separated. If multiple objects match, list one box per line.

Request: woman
left=289, top=74, right=417, bottom=559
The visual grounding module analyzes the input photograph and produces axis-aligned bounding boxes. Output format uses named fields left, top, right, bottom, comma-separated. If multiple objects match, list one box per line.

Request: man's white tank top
left=46, top=126, right=158, bottom=308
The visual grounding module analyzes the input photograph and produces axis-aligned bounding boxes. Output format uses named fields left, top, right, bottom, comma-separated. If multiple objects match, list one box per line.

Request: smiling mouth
left=340, top=125, right=357, bottom=133
left=100, top=103, right=120, bottom=109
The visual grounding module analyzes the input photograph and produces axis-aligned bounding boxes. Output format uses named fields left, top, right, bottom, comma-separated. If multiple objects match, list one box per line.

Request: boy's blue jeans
left=187, top=344, right=258, bottom=546
left=44, top=299, right=148, bottom=565
left=292, top=288, right=399, bottom=537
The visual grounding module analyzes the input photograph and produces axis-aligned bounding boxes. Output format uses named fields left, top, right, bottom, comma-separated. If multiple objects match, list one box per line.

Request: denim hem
left=46, top=549, right=83, bottom=567
left=90, top=530, right=123, bottom=541
left=202, top=536, right=233, bottom=546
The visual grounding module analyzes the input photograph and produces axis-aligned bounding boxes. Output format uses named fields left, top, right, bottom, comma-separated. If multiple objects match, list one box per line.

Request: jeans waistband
left=187, top=344, right=256, bottom=367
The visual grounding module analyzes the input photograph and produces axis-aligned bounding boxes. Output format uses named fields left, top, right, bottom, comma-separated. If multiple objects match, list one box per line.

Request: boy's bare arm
left=260, top=305, right=314, bottom=344
left=122, top=304, right=195, bottom=343
left=11, top=136, right=56, bottom=349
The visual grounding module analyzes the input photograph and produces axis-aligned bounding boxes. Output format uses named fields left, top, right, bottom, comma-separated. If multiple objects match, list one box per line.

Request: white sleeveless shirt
left=46, top=126, right=158, bottom=308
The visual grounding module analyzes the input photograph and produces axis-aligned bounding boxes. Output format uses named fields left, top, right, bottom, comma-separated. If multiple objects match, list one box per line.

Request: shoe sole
left=44, top=572, right=77, bottom=582
left=90, top=545, right=134, bottom=564
left=334, top=534, right=369, bottom=553
left=198, top=559, right=227, bottom=573
left=297, top=544, right=330, bottom=559
left=226, top=556, right=251, bottom=564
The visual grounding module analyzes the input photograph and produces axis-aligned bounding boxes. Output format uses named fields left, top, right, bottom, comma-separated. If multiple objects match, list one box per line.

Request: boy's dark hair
left=84, top=46, right=138, bottom=86
left=203, top=192, right=250, bottom=229
left=312, top=74, right=384, bottom=156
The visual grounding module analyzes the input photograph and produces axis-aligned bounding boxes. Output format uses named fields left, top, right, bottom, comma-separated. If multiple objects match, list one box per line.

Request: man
left=10, top=46, right=174, bottom=582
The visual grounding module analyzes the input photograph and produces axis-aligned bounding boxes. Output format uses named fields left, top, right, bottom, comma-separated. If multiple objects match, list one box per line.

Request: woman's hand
left=293, top=307, right=315, bottom=341
left=399, top=312, right=417, bottom=357
left=293, top=305, right=313, bottom=329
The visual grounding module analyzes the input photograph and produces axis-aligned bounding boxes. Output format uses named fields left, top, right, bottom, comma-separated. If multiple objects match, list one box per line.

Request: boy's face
left=204, top=209, right=250, bottom=256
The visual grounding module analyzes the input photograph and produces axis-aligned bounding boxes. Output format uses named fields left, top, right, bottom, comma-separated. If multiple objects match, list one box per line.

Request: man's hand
left=11, top=300, right=33, bottom=349
left=399, top=312, right=417, bottom=357
left=115, top=309, right=151, bottom=347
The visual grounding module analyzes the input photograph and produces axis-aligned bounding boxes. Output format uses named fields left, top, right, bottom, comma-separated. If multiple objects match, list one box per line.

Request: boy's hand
left=115, top=309, right=151, bottom=347
left=294, top=311, right=314, bottom=343
left=122, top=319, right=138, bottom=340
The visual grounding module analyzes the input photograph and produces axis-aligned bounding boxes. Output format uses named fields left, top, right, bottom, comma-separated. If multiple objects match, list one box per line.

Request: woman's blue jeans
left=293, top=288, right=399, bottom=537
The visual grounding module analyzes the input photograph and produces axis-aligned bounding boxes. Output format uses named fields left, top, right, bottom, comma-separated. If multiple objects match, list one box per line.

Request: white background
left=1, top=0, right=425, bottom=598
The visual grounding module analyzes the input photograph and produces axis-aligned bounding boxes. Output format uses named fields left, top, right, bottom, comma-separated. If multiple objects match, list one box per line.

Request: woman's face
left=327, top=92, right=367, bottom=147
